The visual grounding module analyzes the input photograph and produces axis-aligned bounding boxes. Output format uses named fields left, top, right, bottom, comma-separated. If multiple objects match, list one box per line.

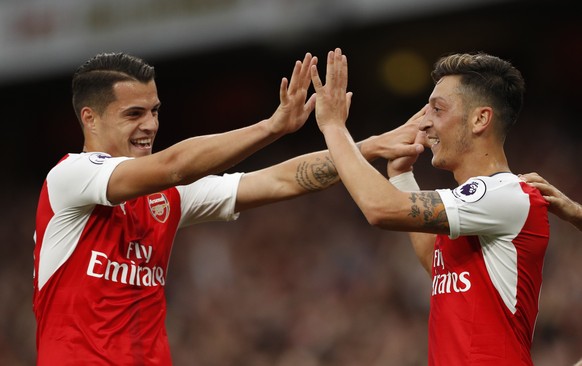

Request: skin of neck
left=451, top=128, right=510, bottom=184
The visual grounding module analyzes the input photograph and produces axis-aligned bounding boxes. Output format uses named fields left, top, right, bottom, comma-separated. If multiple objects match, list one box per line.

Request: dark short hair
left=431, top=52, right=525, bottom=137
left=71, top=52, right=155, bottom=123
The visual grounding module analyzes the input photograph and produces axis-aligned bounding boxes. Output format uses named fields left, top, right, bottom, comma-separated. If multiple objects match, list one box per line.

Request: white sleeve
left=177, top=172, right=243, bottom=228
left=436, top=175, right=530, bottom=239
left=47, top=153, right=132, bottom=211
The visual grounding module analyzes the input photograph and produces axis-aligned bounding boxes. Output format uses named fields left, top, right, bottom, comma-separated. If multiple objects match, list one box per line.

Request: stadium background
left=1, top=0, right=580, bottom=364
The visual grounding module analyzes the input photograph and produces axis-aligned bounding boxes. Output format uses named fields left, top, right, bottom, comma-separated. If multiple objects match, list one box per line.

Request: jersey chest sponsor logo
left=86, top=241, right=166, bottom=287
left=432, top=271, right=471, bottom=295
left=432, top=248, right=472, bottom=296
left=148, top=193, right=170, bottom=223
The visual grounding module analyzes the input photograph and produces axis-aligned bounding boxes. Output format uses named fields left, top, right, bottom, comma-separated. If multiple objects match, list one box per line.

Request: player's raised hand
left=311, top=48, right=352, bottom=133
left=371, top=105, right=429, bottom=162
left=520, top=172, right=582, bottom=231
left=269, top=52, right=318, bottom=135
left=384, top=105, right=430, bottom=176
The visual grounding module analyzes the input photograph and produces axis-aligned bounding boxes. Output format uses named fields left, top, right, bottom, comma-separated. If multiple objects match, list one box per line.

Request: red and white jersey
left=430, top=173, right=549, bottom=366
left=33, top=152, right=242, bottom=365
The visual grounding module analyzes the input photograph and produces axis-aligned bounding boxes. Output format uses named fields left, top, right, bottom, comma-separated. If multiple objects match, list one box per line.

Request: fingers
left=311, top=63, right=323, bottom=91
left=386, top=143, right=422, bottom=173
left=397, top=144, right=425, bottom=158
left=519, top=172, right=545, bottom=184
left=325, top=48, right=347, bottom=91
left=519, top=173, right=564, bottom=203
left=286, top=60, right=302, bottom=92
left=287, top=55, right=308, bottom=89
left=280, top=53, right=319, bottom=107
left=415, top=130, right=430, bottom=149
left=536, top=183, right=560, bottom=198
left=405, top=104, right=429, bottom=126
left=279, top=77, right=289, bottom=104
left=284, top=53, right=316, bottom=98
left=519, top=173, right=555, bottom=195
left=298, top=53, right=315, bottom=91
left=325, top=50, right=335, bottom=87
left=311, top=48, right=348, bottom=92
left=304, top=93, right=316, bottom=114
left=346, top=91, right=353, bottom=115
left=339, top=49, right=348, bottom=91
left=413, top=131, right=428, bottom=151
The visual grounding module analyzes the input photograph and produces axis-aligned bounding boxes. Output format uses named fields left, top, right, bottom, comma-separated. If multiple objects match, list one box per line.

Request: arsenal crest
left=147, top=193, right=170, bottom=223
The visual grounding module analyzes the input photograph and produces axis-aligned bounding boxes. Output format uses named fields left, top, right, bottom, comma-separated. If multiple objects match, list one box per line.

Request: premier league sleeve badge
left=451, top=178, right=487, bottom=203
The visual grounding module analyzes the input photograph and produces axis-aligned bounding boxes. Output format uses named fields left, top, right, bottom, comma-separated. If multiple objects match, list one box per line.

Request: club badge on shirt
left=148, top=193, right=170, bottom=223
left=452, top=178, right=487, bottom=203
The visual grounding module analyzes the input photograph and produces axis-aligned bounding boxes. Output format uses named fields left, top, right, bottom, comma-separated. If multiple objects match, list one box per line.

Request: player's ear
left=80, top=107, right=97, bottom=133
left=471, top=106, right=492, bottom=134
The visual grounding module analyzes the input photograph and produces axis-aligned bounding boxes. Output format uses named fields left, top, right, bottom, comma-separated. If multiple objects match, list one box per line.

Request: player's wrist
left=570, top=201, right=582, bottom=231
left=357, top=136, right=375, bottom=161
left=261, top=115, right=289, bottom=138
left=389, top=170, right=420, bottom=191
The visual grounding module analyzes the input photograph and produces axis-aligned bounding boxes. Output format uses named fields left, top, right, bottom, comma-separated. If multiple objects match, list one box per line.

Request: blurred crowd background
left=1, top=0, right=581, bottom=365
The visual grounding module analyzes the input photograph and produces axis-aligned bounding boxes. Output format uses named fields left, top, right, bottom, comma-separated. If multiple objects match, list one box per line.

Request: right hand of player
left=310, top=48, right=352, bottom=134
left=386, top=106, right=430, bottom=177
left=268, top=53, right=318, bottom=136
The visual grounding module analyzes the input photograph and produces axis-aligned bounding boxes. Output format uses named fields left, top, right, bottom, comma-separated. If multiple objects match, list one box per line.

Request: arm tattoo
left=295, top=156, right=339, bottom=191
left=408, top=192, right=449, bottom=230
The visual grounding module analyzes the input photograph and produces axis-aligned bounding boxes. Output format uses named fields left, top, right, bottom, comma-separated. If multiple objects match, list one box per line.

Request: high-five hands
left=310, top=48, right=427, bottom=163
left=310, top=48, right=352, bottom=133
left=270, top=53, right=318, bottom=135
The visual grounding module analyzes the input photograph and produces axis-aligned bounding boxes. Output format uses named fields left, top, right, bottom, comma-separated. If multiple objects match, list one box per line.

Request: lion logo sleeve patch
left=452, top=178, right=487, bottom=203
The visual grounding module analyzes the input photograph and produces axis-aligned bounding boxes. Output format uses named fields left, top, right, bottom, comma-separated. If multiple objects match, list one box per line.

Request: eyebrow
left=121, top=106, right=145, bottom=115
left=122, top=102, right=161, bottom=113
left=428, top=96, right=446, bottom=104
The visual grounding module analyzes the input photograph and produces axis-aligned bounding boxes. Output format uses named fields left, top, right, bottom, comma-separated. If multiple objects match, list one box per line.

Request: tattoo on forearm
left=408, top=192, right=448, bottom=230
left=296, top=156, right=339, bottom=191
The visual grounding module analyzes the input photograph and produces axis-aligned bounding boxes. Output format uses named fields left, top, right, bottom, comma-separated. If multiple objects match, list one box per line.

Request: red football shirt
left=430, top=173, right=549, bottom=365
left=33, top=152, right=241, bottom=365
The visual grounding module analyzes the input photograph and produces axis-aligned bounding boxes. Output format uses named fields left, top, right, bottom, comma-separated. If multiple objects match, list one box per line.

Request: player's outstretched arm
left=107, top=53, right=317, bottom=205
left=520, top=172, right=582, bottom=231
left=310, top=48, right=450, bottom=236
left=234, top=112, right=426, bottom=212
left=235, top=52, right=428, bottom=212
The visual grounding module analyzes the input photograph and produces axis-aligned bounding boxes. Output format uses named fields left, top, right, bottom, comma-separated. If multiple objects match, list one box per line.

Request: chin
left=431, top=157, right=445, bottom=169
left=131, top=149, right=152, bottom=158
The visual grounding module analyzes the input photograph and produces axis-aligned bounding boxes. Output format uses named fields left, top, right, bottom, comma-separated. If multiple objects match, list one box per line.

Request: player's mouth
left=131, top=138, right=152, bottom=149
left=427, top=136, right=440, bottom=147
